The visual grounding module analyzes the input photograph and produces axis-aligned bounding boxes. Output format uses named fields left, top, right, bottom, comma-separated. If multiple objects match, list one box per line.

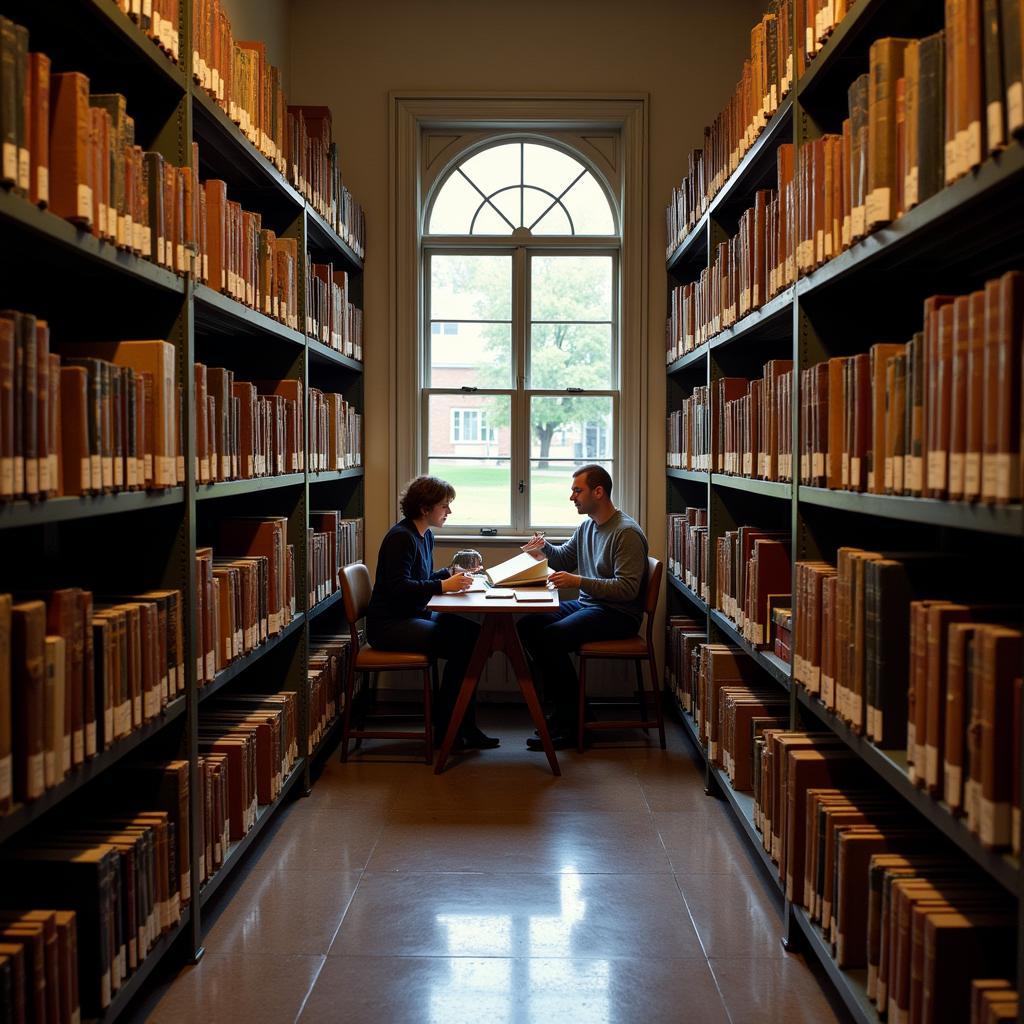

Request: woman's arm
left=380, top=531, right=445, bottom=604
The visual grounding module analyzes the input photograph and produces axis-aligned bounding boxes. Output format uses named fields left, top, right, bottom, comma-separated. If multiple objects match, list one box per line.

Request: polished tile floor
left=132, top=711, right=849, bottom=1024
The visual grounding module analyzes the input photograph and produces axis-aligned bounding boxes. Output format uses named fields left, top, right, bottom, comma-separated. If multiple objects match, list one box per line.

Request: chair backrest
left=643, top=557, right=664, bottom=645
left=340, top=562, right=372, bottom=628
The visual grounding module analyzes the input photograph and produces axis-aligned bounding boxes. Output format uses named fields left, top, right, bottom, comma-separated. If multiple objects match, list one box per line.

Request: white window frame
left=389, top=94, right=649, bottom=541
left=450, top=408, right=495, bottom=445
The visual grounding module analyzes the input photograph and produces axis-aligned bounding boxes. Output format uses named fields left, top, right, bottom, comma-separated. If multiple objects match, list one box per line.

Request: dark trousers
left=367, top=612, right=481, bottom=736
left=516, top=600, right=638, bottom=730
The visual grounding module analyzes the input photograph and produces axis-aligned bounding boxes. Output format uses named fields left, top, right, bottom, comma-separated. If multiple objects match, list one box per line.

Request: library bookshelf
left=0, top=0, right=364, bottom=1015
left=664, top=3, right=1024, bottom=1022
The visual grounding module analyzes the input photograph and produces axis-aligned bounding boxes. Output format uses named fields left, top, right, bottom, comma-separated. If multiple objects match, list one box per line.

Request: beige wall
left=287, top=0, right=762, bottom=692
left=219, top=0, right=291, bottom=93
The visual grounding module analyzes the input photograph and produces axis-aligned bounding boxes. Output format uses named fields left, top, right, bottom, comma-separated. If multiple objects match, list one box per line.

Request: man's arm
left=543, top=530, right=578, bottom=573
left=578, top=530, right=646, bottom=603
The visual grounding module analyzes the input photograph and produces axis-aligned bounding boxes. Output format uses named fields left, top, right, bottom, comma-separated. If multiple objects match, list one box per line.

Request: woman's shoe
left=460, top=726, right=500, bottom=749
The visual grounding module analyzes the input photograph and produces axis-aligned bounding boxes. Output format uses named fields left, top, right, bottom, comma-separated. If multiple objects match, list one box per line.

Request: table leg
left=433, top=615, right=494, bottom=774
left=498, top=615, right=561, bottom=777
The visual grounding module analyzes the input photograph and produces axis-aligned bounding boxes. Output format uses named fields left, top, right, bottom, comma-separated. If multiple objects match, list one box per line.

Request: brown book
left=983, top=0, right=1008, bottom=153
left=48, top=72, right=92, bottom=227
left=993, top=270, right=1023, bottom=503
left=28, top=52, right=49, bottom=208
left=58, top=367, right=91, bottom=496
left=848, top=74, right=870, bottom=239
left=0, top=594, right=10, bottom=813
left=76, top=589, right=97, bottom=760
left=903, top=41, right=921, bottom=208
left=11, top=600, right=46, bottom=802
left=43, top=635, right=65, bottom=789
left=868, top=343, right=904, bottom=493
left=977, top=625, right=1023, bottom=847
left=964, top=289, right=987, bottom=500
left=962, top=0, right=985, bottom=171
left=946, top=0, right=963, bottom=183
left=1001, top=0, right=1023, bottom=135
left=848, top=353, right=871, bottom=491
left=943, top=621, right=981, bottom=811
left=0, top=312, right=12, bottom=501
left=948, top=295, right=971, bottom=499
left=205, top=179, right=228, bottom=293
left=867, top=38, right=911, bottom=229
left=923, top=603, right=973, bottom=794
left=925, top=296, right=957, bottom=497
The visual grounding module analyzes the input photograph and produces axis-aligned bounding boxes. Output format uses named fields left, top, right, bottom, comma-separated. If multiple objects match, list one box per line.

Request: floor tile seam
left=321, top=951, right=719, bottom=961
left=703, top=956, right=740, bottom=1024
left=290, top=954, right=329, bottom=1024
left=670, top=870, right=713, bottom=964
left=353, top=868, right=679, bottom=876
left=322, top=865, right=370, bottom=956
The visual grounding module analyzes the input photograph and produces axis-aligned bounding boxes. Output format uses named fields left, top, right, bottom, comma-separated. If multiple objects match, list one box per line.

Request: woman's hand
left=520, top=532, right=546, bottom=559
left=441, top=571, right=473, bottom=593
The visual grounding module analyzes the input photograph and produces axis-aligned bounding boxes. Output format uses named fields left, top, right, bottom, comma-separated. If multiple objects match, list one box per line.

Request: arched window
left=421, top=137, right=620, bottom=533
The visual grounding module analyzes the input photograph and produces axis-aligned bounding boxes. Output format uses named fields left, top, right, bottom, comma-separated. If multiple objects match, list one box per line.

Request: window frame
left=422, top=221, right=621, bottom=534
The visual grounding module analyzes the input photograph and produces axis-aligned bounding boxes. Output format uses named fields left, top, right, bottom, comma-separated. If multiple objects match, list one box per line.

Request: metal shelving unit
left=0, top=2, right=365, bottom=1018
left=665, top=1, right=1024, bottom=1019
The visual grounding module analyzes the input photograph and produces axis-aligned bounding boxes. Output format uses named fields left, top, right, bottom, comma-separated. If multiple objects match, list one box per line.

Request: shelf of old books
left=794, top=687, right=1020, bottom=893
left=0, top=488, right=187, bottom=530
left=306, top=587, right=345, bottom=623
left=309, top=467, right=366, bottom=484
left=307, top=336, right=364, bottom=373
left=199, top=758, right=307, bottom=909
left=708, top=609, right=792, bottom=689
left=306, top=204, right=364, bottom=271
left=667, top=572, right=707, bottom=614
left=0, top=695, right=188, bottom=846
left=199, top=613, right=307, bottom=705
left=193, top=282, right=308, bottom=349
left=195, top=473, right=306, bottom=503
left=666, top=468, right=707, bottom=484
left=798, top=486, right=1024, bottom=537
left=711, top=474, right=791, bottom=502
left=665, top=1, right=1024, bottom=1014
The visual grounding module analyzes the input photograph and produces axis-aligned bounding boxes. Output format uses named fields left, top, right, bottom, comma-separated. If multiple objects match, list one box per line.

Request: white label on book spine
left=0, top=755, right=10, bottom=803
left=852, top=206, right=866, bottom=237
left=61, top=735, right=70, bottom=773
left=102, top=457, right=113, bottom=489
left=36, top=166, right=48, bottom=205
left=948, top=453, right=964, bottom=495
left=132, top=695, right=141, bottom=725
left=1008, top=83, right=1024, bottom=133
left=78, top=184, right=92, bottom=221
left=944, top=764, right=962, bottom=808
left=17, top=147, right=29, bottom=191
left=2, top=142, right=16, bottom=182
left=27, top=753, right=44, bottom=799
left=944, top=140, right=958, bottom=184
left=74, top=728, right=85, bottom=764
left=987, top=103, right=1005, bottom=151
left=964, top=454, right=980, bottom=496
left=850, top=456, right=861, bottom=488
left=206, top=650, right=215, bottom=679
left=812, top=453, right=824, bottom=479
left=927, top=451, right=947, bottom=491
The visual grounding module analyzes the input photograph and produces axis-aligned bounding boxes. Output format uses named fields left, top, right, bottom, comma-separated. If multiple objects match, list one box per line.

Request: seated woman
left=366, top=475, right=499, bottom=750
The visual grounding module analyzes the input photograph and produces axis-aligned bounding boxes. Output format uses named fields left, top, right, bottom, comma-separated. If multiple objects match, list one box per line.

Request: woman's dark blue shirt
left=367, top=518, right=451, bottom=631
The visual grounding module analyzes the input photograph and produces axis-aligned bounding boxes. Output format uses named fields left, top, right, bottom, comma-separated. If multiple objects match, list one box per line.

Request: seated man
left=517, top=463, right=648, bottom=750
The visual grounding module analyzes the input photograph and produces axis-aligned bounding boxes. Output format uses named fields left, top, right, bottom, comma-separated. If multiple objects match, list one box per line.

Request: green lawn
left=430, top=464, right=580, bottom=527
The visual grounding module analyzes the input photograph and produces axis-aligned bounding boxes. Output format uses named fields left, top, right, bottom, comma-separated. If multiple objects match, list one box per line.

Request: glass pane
left=428, top=459, right=511, bottom=526
left=471, top=203, right=514, bottom=235
left=523, top=143, right=584, bottom=198
left=523, top=186, right=555, bottom=230
left=428, top=172, right=480, bottom=234
left=531, top=255, right=613, bottom=322
left=530, top=323, right=612, bottom=389
left=429, top=394, right=511, bottom=458
left=459, top=143, right=521, bottom=200
left=561, top=174, right=616, bottom=235
left=529, top=396, right=613, bottom=461
left=530, top=459, right=615, bottom=527
left=430, top=322, right=511, bottom=388
left=489, top=186, right=522, bottom=230
left=531, top=203, right=573, bottom=236
left=430, top=254, right=512, bottom=321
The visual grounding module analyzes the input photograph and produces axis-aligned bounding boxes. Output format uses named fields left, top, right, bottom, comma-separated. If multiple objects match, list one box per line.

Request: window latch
left=566, top=387, right=583, bottom=393
left=518, top=480, right=525, bottom=494
left=460, top=385, right=478, bottom=393
left=480, top=527, right=497, bottom=536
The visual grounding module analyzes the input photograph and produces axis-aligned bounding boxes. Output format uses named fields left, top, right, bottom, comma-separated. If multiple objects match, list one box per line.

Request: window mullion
left=512, top=245, right=528, bottom=532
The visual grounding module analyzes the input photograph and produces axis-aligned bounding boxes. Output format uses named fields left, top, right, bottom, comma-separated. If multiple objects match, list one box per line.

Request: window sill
left=435, top=533, right=571, bottom=545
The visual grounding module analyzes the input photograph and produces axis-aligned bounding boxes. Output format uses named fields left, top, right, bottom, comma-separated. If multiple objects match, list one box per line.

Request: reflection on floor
left=130, top=709, right=851, bottom=1024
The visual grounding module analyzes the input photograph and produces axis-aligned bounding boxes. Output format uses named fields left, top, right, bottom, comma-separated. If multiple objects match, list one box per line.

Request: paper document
left=513, top=589, right=556, bottom=603
left=484, top=588, right=515, bottom=599
left=485, top=552, right=552, bottom=587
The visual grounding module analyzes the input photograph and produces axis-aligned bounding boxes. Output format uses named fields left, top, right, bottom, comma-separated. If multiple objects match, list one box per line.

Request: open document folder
left=483, top=552, right=554, bottom=588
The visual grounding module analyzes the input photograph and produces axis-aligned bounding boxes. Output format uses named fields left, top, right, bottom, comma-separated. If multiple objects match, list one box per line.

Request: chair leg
left=355, top=671, right=374, bottom=751
left=422, top=666, right=434, bottom=765
left=340, top=663, right=357, bottom=763
left=577, top=657, right=587, bottom=753
left=635, top=660, right=650, bottom=734
left=648, top=651, right=666, bottom=750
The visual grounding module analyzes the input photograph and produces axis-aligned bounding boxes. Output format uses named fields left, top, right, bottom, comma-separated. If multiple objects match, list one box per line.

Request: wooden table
left=426, top=590, right=561, bottom=776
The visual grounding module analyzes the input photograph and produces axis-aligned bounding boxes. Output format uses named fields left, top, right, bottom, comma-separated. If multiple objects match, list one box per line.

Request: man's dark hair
left=573, top=463, right=613, bottom=497
left=400, top=475, right=456, bottom=519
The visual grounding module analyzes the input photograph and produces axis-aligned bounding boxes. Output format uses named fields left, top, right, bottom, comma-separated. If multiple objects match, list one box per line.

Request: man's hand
left=441, top=571, right=473, bottom=593
left=549, top=571, right=581, bottom=589
left=520, top=532, right=546, bottom=560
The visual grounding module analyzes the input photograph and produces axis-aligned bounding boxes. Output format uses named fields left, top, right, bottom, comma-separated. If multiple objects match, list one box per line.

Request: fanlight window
left=428, top=141, right=615, bottom=236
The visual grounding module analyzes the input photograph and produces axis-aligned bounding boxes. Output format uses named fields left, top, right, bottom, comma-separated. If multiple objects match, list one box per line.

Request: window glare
left=427, top=141, right=615, bottom=237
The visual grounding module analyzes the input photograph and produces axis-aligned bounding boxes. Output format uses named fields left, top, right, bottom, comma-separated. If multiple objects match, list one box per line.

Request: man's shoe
left=526, top=732, right=577, bottom=751
left=460, top=726, right=500, bottom=749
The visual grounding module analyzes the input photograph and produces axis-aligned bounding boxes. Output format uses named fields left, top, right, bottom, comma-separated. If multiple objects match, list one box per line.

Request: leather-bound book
left=948, top=296, right=972, bottom=499
left=58, top=367, right=90, bottom=496
left=1002, top=0, right=1023, bottom=135
left=918, top=32, right=947, bottom=204
left=983, top=0, right=1007, bottom=153
left=963, top=0, right=985, bottom=170
left=49, top=72, right=92, bottom=227
left=0, top=18, right=16, bottom=188
left=11, top=601, right=45, bottom=802
left=946, top=0, right=962, bottom=183
left=28, top=52, right=49, bottom=208
left=924, top=296, right=956, bottom=497
left=867, top=39, right=911, bottom=229
left=993, top=270, right=1023, bottom=503
left=963, top=290, right=987, bottom=500
left=205, top=179, right=228, bottom=293
left=903, top=41, right=921, bottom=209
left=868, top=343, right=903, bottom=494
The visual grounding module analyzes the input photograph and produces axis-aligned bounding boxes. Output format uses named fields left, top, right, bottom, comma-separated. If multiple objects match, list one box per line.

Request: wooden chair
left=577, top=556, right=666, bottom=752
left=339, top=563, right=434, bottom=764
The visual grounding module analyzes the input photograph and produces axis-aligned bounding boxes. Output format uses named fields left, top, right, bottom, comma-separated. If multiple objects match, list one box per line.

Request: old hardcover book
left=993, top=270, right=1023, bottom=503
left=28, top=52, right=48, bottom=207
left=11, top=600, right=45, bottom=802
left=1002, top=0, right=1023, bottom=134
left=963, top=289, right=987, bottom=500
left=918, top=32, right=947, bottom=205
left=983, top=0, right=1008, bottom=152
left=0, top=594, right=10, bottom=813
left=867, top=38, right=911, bottom=228
left=49, top=72, right=92, bottom=227
left=43, top=635, right=65, bottom=789
left=868, top=343, right=904, bottom=493
left=848, top=74, right=870, bottom=239
left=948, top=295, right=972, bottom=499
left=903, top=41, right=921, bottom=208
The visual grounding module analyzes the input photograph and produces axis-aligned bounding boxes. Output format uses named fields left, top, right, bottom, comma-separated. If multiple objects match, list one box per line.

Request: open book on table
left=483, top=552, right=554, bottom=588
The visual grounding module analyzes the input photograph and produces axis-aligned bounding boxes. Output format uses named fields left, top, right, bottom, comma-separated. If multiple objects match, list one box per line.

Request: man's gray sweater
left=543, top=509, right=649, bottom=623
